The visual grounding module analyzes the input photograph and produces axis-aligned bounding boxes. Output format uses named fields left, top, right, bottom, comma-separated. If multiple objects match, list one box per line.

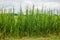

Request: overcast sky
left=0, top=0, right=60, bottom=13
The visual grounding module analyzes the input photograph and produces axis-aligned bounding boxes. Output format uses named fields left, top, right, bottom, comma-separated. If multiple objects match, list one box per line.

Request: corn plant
left=0, top=6, right=60, bottom=38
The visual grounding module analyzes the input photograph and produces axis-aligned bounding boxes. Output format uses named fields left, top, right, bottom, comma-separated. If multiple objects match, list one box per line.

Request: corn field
left=0, top=6, right=60, bottom=39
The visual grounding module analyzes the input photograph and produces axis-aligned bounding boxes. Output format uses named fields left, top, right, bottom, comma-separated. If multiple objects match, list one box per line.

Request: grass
left=1, top=35, right=60, bottom=40
left=0, top=6, right=60, bottom=40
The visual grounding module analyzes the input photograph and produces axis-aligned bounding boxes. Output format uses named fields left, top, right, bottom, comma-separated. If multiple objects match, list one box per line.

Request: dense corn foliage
left=0, top=6, right=60, bottom=38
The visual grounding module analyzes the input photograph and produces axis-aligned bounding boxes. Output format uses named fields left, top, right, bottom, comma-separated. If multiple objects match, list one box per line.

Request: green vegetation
left=0, top=6, right=60, bottom=39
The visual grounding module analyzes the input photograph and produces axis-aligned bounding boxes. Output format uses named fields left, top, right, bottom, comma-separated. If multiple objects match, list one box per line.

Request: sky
left=0, top=0, right=60, bottom=13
